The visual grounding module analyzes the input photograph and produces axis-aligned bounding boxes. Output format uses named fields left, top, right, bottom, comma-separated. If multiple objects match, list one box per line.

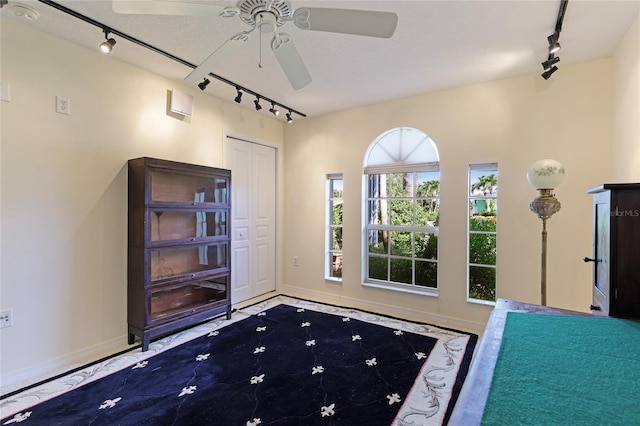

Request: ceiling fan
left=112, top=0, right=398, bottom=90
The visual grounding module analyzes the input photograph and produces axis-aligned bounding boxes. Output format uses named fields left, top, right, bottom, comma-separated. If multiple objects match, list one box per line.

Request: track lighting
left=254, top=97, right=262, bottom=111
left=541, top=0, right=568, bottom=81
left=541, top=55, right=560, bottom=71
left=198, top=78, right=210, bottom=91
left=36, top=0, right=306, bottom=120
left=547, top=34, right=561, bottom=54
left=100, top=29, right=116, bottom=54
left=234, top=88, right=243, bottom=104
left=541, top=65, right=558, bottom=80
left=286, top=110, right=293, bottom=123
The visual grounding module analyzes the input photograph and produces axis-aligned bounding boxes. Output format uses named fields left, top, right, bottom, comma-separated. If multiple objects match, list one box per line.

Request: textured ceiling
left=2, top=0, right=638, bottom=120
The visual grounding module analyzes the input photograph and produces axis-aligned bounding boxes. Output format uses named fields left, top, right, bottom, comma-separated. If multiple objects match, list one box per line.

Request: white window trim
left=325, top=173, right=343, bottom=282
left=467, top=162, right=498, bottom=305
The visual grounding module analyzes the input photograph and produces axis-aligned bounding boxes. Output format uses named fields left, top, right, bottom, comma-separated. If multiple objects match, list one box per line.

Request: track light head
left=254, top=97, right=262, bottom=111
left=547, top=34, right=561, bottom=54
left=541, top=65, right=558, bottom=80
left=286, top=111, right=293, bottom=123
left=100, top=30, right=116, bottom=54
left=234, top=88, right=242, bottom=104
left=541, top=55, right=560, bottom=71
left=269, top=103, right=279, bottom=116
left=198, top=78, right=210, bottom=91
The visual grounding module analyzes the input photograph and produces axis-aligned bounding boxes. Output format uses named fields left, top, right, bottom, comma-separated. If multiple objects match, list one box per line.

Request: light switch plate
left=0, top=83, right=10, bottom=102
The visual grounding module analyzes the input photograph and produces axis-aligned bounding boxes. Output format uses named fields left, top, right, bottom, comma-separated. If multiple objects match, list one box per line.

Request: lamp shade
left=527, top=159, right=565, bottom=189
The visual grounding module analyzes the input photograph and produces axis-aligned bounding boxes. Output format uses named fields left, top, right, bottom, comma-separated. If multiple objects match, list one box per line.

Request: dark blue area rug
left=1, top=297, right=477, bottom=425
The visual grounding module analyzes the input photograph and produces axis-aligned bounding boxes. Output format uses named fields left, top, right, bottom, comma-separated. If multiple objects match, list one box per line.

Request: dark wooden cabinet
left=128, top=157, right=232, bottom=351
left=586, top=183, right=640, bottom=318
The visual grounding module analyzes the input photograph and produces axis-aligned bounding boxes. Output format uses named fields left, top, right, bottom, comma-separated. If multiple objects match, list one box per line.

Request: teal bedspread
left=481, top=312, right=640, bottom=425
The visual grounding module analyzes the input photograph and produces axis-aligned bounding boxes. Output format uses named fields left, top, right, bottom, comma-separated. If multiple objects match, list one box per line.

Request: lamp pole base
left=530, top=189, right=561, bottom=306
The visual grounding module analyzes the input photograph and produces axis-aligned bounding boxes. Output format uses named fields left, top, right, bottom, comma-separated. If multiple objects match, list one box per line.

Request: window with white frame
left=468, top=163, right=498, bottom=302
left=364, top=128, right=440, bottom=294
left=326, top=174, right=343, bottom=280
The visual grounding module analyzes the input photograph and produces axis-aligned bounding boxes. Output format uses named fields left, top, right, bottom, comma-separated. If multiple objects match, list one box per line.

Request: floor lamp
left=527, top=159, right=565, bottom=306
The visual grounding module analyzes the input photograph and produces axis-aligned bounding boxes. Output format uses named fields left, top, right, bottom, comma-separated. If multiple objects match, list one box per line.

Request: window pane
left=331, top=227, right=343, bottom=251
left=390, top=199, right=413, bottom=226
left=416, top=172, right=440, bottom=197
left=469, top=233, right=496, bottom=265
left=368, top=200, right=389, bottom=225
left=390, top=231, right=412, bottom=256
left=368, top=230, right=387, bottom=254
left=469, top=265, right=496, bottom=301
left=390, top=258, right=412, bottom=284
left=391, top=173, right=414, bottom=197
left=368, top=174, right=388, bottom=198
left=331, top=179, right=343, bottom=198
left=415, top=232, right=438, bottom=260
left=416, top=198, right=439, bottom=226
left=415, top=260, right=437, bottom=288
left=469, top=171, right=498, bottom=196
left=330, top=253, right=343, bottom=278
left=368, top=256, right=387, bottom=280
left=331, top=200, right=343, bottom=225
left=469, top=209, right=497, bottom=231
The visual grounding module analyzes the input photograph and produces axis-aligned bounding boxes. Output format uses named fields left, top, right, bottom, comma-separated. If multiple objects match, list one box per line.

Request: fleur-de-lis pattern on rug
left=0, top=299, right=477, bottom=426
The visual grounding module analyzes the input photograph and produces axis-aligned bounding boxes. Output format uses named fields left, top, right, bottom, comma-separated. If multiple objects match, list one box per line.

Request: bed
left=448, top=299, right=640, bottom=425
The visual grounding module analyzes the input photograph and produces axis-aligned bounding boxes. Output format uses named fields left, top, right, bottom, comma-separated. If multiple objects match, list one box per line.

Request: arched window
left=363, top=127, right=440, bottom=294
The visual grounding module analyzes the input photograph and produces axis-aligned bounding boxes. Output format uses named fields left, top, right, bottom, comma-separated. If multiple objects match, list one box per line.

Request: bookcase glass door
left=150, top=171, right=228, bottom=204
left=150, top=210, right=227, bottom=242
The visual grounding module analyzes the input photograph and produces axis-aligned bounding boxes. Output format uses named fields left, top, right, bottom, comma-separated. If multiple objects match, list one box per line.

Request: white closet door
left=225, top=137, right=276, bottom=303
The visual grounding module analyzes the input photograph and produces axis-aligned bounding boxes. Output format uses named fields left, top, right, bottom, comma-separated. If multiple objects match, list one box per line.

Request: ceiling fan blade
left=112, top=0, right=228, bottom=16
left=271, top=33, right=312, bottom=91
left=185, top=31, right=251, bottom=83
left=293, top=7, right=398, bottom=38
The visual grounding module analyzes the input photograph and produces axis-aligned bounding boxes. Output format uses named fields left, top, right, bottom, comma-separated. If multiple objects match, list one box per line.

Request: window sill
left=466, top=297, right=496, bottom=307
left=363, top=281, right=438, bottom=297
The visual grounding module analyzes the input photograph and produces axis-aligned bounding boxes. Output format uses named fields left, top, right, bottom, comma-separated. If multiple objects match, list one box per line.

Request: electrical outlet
left=56, top=96, right=71, bottom=115
left=0, top=309, right=13, bottom=328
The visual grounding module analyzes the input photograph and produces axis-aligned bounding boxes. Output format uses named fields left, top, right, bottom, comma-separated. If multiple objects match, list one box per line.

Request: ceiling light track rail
left=36, top=0, right=306, bottom=119
left=541, top=0, right=568, bottom=80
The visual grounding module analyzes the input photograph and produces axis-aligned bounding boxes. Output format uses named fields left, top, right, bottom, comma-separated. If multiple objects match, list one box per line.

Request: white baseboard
left=280, top=284, right=485, bottom=335
left=1, top=335, right=131, bottom=395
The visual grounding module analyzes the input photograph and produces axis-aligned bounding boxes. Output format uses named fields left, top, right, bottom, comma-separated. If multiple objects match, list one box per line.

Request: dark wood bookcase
left=586, top=183, right=640, bottom=318
left=128, top=157, right=232, bottom=351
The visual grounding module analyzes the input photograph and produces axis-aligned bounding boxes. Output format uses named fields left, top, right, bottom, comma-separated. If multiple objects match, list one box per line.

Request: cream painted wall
left=2, top=10, right=638, bottom=394
left=612, top=14, right=640, bottom=181
left=283, top=60, right=613, bottom=332
left=0, top=19, right=283, bottom=389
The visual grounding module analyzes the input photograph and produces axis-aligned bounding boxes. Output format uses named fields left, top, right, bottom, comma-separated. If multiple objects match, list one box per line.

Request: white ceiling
left=2, top=0, right=638, bottom=120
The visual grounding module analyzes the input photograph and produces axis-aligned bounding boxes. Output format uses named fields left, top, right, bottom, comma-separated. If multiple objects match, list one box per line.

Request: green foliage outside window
left=468, top=211, right=497, bottom=301
left=368, top=173, right=439, bottom=288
